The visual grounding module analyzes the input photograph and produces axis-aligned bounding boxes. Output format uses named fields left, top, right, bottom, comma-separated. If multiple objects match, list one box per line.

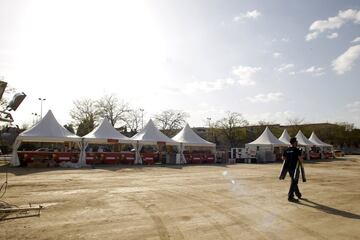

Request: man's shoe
left=288, top=197, right=299, bottom=203
left=296, top=193, right=302, bottom=199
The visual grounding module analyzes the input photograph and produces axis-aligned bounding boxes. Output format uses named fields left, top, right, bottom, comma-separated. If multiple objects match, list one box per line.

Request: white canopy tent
left=11, top=110, right=85, bottom=166
left=309, top=131, right=333, bottom=158
left=83, top=118, right=133, bottom=144
left=172, top=123, right=216, bottom=163
left=130, top=119, right=179, bottom=164
left=295, top=130, right=314, bottom=160
left=246, top=127, right=287, bottom=162
left=279, top=129, right=291, bottom=145
left=247, top=127, right=287, bottom=147
left=309, top=132, right=332, bottom=147
left=295, top=130, right=314, bottom=146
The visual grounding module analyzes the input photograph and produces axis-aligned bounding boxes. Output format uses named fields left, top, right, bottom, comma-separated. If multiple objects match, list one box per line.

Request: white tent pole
left=306, top=147, right=310, bottom=160
left=11, top=139, right=22, bottom=166
left=135, top=141, right=143, bottom=164
left=79, top=138, right=88, bottom=167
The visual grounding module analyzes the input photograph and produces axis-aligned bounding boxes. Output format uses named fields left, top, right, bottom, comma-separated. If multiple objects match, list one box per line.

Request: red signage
left=107, top=139, right=119, bottom=143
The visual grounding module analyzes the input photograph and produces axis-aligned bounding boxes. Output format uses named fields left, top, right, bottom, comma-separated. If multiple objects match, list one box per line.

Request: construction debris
left=0, top=201, right=43, bottom=221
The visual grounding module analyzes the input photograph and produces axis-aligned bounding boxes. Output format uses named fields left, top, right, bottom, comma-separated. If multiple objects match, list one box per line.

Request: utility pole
left=207, top=117, right=212, bottom=140
left=38, top=98, right=46, bottom=119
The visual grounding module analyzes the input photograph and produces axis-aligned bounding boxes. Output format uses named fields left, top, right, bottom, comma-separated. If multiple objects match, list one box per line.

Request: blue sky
left=1, top=0, right=359, bottom=128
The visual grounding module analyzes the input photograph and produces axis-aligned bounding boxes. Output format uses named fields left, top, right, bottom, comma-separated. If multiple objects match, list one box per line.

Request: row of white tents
left=246, top=127, right=333, bottom=161
left=11, top=110, right=215, bottom=166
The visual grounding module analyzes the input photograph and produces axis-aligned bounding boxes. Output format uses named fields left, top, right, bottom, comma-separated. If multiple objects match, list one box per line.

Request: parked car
left=334, top=150, right=345, bottom=157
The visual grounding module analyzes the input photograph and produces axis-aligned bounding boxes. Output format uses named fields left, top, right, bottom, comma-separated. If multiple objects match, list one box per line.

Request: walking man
left=282, top=137, right=304, bottom=202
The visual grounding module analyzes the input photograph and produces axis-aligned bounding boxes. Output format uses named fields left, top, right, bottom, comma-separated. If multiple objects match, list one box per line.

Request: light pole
left=38, top=98, right=46, bottom=119
left=206, top=117, right=211, bottom=127
left=140, top=108, right=144, bottom=129
left=32, top=112, right=38, bottom=124
left=206, top=117, right=212, bottom=140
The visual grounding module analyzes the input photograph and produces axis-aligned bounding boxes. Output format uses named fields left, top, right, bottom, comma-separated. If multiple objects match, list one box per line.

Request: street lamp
left=140, top=108, right=144, bottom=129
left=32, top=112, right=38, bottom=124
left=38, top=98, right=46, bottom=119
left=206, top=117, right=212, bottom=140
left=206, top=117, right=211, bottom=127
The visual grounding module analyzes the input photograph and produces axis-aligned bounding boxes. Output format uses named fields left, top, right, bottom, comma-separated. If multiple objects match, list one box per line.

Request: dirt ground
left=0, top=156, right=359, bottom=240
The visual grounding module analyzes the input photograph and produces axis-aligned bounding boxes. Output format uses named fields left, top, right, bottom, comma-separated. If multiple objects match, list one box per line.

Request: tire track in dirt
left=169, top=189, right=277, bottom=239
left=156, top=190, right=233, bottom=240
left=203, top=188, right=327, bottom=240
left=125, top=196, right=173, bottom=240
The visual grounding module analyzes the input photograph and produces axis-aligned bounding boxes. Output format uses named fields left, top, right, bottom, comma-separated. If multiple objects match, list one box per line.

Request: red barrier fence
left=100, top=152, right=122, bottom=164
left=52, top=152, right=79, bottom=163
left=323, top=152, right=333, bottom=159
left=18, top=151, right=79, bottom=163
left=184, top=153, right=215, bottom=164
left=18, top=151, right=216, bottom=165
left=141, top=153, right=156, bottom=165
left=309, top=152, right=321, bottom=160
left=120, top=152, right=135, bottom=165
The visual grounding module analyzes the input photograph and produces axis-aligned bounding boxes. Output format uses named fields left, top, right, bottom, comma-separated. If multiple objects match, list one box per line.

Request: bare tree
left=153, top=110, right=189, bottom=136
left=287, top=117, right=305, bottom=126
left=287, top=117, right=305, bottom=134
left=96, top=94, right=130, bottom=127
left=125, top=109, right=143, bottom=134
left=215, top=111, right=249, bottom=147
left=70, top=98, right=99, bottom=135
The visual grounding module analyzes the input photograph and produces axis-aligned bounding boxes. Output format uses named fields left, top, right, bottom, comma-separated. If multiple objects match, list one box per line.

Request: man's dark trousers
left=288, top=168, right=300, bottom=198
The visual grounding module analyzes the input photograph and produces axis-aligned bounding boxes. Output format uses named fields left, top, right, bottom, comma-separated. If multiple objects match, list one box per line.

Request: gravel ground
left=1, top=155, right=359, bottom=240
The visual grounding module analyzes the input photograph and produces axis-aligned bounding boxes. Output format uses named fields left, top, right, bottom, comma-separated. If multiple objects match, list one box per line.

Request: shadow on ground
left=298, top=198, right=360, bottom=220
left=0, top=163, right=230, bottom=176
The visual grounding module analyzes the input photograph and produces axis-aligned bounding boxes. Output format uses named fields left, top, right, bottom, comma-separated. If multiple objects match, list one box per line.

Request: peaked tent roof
left=295, top=130, right=314, bottom=146
left=309, top=132, right=332, bottom=147
left=83, top=118, right=133, bottom=144
left=17, top=110, right=81, bottom=142
left=172, top=123, right=215, bottom=147
left=247, top=127, right=287, bottom=146
left=279, top=129, right=291, bottom=145
left=131, top=119, right=179, bottom=145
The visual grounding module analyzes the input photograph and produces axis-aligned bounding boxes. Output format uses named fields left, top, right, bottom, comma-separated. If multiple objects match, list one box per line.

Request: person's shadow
left=297, top=198, right=360, bottom=220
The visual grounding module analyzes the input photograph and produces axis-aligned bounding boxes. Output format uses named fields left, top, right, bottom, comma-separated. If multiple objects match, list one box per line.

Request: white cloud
left=327, top=32, right=338, bottom=39
left=332, top=44, right=360, bottom=74
left=276, top=63, right=295, bottom=73
left=273, top=52, right=281, bottom=58
left=247, top=92, right=284, bottom=103
left=183, top=78, right=236, bottom=94
left=179, top=65, right=260, bottom=94
left=246, top=10, right=261, bottom=19
left=302, top=66, right=325, bottom=76
left=346, top=101, right=360, bottom=112
left=306, top=9, right=360, bottom=41
left=270, top=37, right=290, bottom=43
left=233, top=10, right=261, bottom=22
left=232, top=65, right=261, bottom=86
left=306, top=31, right=320, bottom=41
left=351, top=36, right=360, bottom=43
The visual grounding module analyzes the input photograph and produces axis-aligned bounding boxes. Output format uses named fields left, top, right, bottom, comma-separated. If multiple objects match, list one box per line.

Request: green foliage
left=64, top=124, right=75, bottom=134
left=76, top=118, right=95, bottom=137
